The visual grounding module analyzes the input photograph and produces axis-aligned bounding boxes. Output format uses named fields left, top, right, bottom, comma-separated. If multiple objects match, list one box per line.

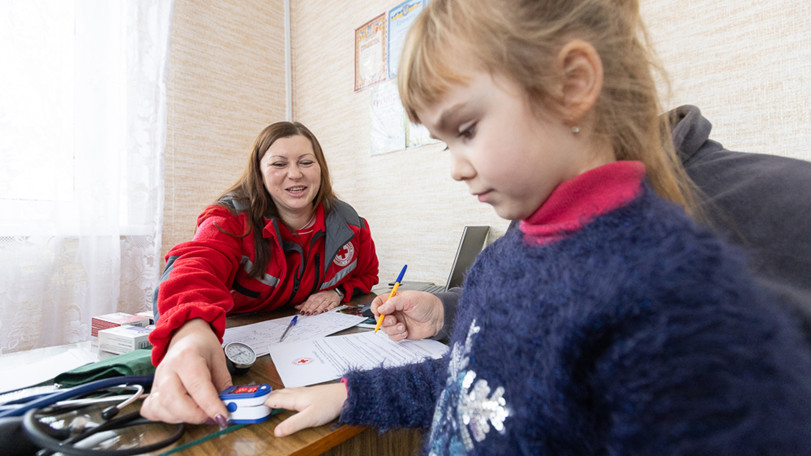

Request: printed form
left=222, top=311, right=366, bottom=357
left=269, top=331, right=448, bottom=388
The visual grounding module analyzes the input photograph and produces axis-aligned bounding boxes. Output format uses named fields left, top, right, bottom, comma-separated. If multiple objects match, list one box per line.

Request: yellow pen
left=374, top=264, right=407, bottom=333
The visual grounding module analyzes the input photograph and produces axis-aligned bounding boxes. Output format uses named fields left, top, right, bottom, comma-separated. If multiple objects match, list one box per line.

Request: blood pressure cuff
left=54, top=349, right=155, bottom=387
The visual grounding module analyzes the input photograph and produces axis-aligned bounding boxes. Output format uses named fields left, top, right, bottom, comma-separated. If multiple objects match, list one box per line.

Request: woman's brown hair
left=214, top=121, right=335, bottom=278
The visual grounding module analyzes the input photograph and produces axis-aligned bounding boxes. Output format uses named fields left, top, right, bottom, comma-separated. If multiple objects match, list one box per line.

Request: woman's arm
left=149, top=207, right=246, bottom=364
left=141, top=318, right=233, bottom=426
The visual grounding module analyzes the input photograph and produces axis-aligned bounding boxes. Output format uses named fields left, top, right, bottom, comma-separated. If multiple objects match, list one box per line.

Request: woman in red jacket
left=142, top=121, right=379, bottom=426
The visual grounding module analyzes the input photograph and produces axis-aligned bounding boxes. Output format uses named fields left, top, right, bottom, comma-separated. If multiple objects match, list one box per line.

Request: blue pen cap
left=395, top=264, right=407, bottom=283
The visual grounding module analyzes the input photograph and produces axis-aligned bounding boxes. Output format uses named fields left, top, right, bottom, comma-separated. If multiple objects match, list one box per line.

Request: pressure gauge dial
left=224, top=342, right=256, bottom=376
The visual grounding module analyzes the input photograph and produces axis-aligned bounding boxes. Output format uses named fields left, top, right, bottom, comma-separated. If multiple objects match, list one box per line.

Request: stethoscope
left=0, top=375, right=184, bottom=456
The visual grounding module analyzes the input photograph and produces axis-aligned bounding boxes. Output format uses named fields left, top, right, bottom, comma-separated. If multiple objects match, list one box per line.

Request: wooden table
left=170, top=294, right=424, bottom=455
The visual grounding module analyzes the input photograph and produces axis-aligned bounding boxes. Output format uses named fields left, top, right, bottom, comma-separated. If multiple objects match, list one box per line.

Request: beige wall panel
left=163, top=0, right=287, bottom=260
left=643, top=0, right=811, bottom=162
left=162, top=0, right=809, bottom=286
left=290, top=0, right=809, bottom=284
left=290, top=1, right=508, bottom=286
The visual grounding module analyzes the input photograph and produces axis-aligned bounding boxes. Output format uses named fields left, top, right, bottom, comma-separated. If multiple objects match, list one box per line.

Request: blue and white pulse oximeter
left=218, top=383, right=272, bottom=424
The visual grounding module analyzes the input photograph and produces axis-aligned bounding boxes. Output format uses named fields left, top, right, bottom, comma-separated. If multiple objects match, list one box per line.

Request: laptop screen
left=444, top=226, right=489, bottom=290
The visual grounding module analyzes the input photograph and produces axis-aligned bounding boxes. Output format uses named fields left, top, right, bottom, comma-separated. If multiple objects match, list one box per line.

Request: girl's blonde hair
left=398, top=0, right=697, bottom=213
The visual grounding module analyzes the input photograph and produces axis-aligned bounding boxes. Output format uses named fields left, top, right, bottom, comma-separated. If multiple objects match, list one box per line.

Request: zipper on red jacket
left=286, top=233, right=323, bottom=306
left=289, top=255, right=303, bottom=304
left=309, top=253, right=321, bottom=296
left=308, top=230, right=325, bottom=296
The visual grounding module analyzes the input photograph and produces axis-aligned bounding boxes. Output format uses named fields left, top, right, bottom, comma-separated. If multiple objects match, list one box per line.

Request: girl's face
left=260, top=135, right=321, bottom=223
left=416, top=69, right=609, bottom=220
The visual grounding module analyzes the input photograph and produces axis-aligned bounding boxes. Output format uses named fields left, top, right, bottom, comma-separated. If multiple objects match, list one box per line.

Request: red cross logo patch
left=333, top=241, right=354, bottom=267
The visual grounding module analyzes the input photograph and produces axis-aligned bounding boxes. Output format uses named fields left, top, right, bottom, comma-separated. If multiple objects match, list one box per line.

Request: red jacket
left=149, top=199, right=379, bottom=365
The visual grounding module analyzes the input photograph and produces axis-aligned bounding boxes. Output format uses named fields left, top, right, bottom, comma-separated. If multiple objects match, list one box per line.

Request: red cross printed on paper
left=293, top=358, right=313, bottom=366
left=333, top=242, right=354, bottom=267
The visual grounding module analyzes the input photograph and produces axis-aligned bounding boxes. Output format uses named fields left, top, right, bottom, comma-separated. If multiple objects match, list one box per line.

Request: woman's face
left=259, top=135, right=322, bottom=224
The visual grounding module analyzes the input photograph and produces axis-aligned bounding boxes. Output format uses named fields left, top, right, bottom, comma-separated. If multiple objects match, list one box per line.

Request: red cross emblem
left=333, top=242, right=354, bottom=267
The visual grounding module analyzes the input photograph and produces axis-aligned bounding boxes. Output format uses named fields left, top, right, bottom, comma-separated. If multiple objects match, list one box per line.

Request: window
left=0, top=0, right=173, bottom=353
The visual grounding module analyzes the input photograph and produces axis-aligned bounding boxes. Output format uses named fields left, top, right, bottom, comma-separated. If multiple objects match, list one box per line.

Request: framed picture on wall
left=388, top=0, right=424, bottom=80
left=354, top=13, right=388, bottom=92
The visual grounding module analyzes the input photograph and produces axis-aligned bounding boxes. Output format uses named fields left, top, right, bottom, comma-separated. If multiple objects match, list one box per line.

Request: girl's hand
left=265, top=383, right=348, bottom=437
left=295, top=289, right=342, bottom=315
left=140, top=319, right=233, bottom=426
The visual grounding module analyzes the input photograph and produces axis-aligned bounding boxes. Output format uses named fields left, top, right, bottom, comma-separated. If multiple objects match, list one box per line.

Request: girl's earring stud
left=571, top=126, right=581, bottom=135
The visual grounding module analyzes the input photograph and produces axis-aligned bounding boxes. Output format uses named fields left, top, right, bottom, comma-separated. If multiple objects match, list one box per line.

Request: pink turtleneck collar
left=519, top=161, right=646, bottom=245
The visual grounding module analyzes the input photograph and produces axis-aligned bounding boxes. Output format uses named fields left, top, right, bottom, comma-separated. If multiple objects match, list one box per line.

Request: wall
left=163, top=0, right=287, bottom=260
left=289, top=1, right=508, bottom=287
left=643, top=0, right=811, bottom=162
left=289, top=0, right=810, bottom=286
left=163, top=0, right=810, bottom=287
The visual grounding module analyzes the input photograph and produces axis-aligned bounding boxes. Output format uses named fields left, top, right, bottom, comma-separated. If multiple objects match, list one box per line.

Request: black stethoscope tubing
left=23, top=408, right=184, bottom=456
left=2, top=375, right=185, bottom=455
left=0, top=376, right=154, bottom=419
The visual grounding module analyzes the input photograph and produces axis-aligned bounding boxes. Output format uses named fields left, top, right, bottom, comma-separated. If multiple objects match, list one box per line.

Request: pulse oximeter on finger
left=219, top=384, right=272, bottom=424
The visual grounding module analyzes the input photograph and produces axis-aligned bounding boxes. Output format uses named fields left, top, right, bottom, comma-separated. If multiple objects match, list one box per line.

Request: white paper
left=269, top=330, right=449, bottom=388
left=407, top=120, right=438, bottom=147
left=0, top=343, right=99, bottom=393
left=369, top=80, right=406, bottom=155
left=222, top=311, right=367, bottom=357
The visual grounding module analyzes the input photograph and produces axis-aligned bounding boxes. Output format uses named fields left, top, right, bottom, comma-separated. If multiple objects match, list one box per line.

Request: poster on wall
left=354, top=13, right=388, bottom=92
left=407, top=121, right=437, bottom=148
left=370, top=80, right=406, bottom=155
left=387, top=0, right=424, bottom=80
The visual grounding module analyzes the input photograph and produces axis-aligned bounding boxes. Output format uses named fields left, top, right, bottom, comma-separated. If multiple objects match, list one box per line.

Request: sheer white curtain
left=0, top=0, right=173, bottom=353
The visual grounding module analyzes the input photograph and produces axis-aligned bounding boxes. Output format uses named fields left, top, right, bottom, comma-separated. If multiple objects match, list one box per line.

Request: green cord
left=157, top=409, right=284, bottom=455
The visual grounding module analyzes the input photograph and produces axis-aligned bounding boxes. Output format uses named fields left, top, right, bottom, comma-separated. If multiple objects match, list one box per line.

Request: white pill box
left=98, top=325, right=153, bottom=355
left=91, top=312, right=151, bottom=337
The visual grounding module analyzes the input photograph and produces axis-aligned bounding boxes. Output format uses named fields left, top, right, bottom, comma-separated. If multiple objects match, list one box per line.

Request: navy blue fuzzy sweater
left=341, top=162, right=811, bottom=455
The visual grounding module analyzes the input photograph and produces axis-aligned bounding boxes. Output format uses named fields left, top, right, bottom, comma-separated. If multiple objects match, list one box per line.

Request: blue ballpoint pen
left=279, top=315, right=298, bottom=342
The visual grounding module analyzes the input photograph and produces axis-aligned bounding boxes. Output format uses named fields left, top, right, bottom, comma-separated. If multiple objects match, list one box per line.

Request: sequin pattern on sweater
left=428, top=319, right=511, bottom=454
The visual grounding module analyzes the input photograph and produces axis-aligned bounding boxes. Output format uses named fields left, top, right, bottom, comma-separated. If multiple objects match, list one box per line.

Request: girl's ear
left=557, top=40, right=603, bottom=126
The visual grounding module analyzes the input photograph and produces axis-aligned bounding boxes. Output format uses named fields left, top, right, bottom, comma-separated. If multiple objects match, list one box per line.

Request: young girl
left=265, top=0, right=811, bottom=453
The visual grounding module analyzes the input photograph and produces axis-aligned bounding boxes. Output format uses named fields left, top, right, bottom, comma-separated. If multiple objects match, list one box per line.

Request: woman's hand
left=265, top=383, right=347, bottom=437
left=140, top=318, right=233, bottom=427
left=372, top=290, right=445, bottom=341
left=295, top=289, right=342, bottom=315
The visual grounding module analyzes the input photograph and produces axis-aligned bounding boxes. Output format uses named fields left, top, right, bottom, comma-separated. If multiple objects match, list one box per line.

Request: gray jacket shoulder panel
left=328, top=199, right=363, bottom=228
left=322, top=199, right=365, bottom=277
